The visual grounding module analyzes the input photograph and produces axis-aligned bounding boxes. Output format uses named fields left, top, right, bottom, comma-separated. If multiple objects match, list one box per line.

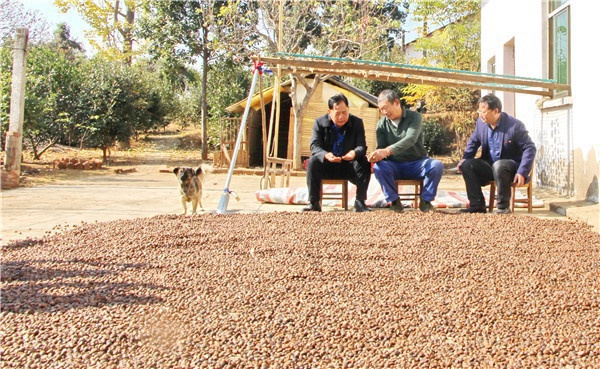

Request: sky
left=21, top=0, right=92, bottom=53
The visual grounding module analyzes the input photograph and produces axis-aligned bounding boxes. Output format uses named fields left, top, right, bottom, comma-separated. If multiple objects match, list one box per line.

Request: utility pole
left=2, top=28, right=28, bottom=189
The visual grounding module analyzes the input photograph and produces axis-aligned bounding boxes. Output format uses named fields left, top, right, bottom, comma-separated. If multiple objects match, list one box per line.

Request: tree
left=205, top=57, right=251, bottom=148
left=25, top=46, right=84, bottom=159
left=1, top=43, right=12, bottom=150
left=137, top=0, right=229, bottom=160
left=219, top=0, right=409, bottom=169
left=50, top=23, right=85, bottom=58
left=0, top=0, right=51, bottom=44
left=402, top=0, right=481, bottom=158
left=54, top=0, right=140, bottom=64
left=73, top=57, right=172, bottom=161
left=0, top=42, right=84, bottom=159
left=1, top=13, right=175, bottom=160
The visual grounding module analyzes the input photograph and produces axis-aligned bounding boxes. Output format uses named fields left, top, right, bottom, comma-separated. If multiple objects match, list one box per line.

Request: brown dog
left=173, top=166, right=203, bottom=214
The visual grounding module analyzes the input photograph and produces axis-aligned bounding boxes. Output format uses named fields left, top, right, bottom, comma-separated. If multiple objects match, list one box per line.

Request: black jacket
left=309, top=113, right=368, bottom=162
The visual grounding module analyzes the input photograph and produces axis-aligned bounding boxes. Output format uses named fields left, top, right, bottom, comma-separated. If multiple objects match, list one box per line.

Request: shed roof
left=225, top=76, right=377, bottom=114
left=253, top=53, right=570, bottom=98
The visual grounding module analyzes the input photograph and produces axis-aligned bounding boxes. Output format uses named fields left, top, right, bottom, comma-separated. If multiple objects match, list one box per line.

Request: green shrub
left=422, top=117, right=450, bottom=155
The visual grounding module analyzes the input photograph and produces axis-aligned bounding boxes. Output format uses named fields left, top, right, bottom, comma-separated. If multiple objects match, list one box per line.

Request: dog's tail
left=196, top=164, right=212, bottom=181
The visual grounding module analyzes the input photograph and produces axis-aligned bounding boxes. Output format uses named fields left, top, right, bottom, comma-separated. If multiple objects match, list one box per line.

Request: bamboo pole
left=273, top=0, right=284, bottom=158
left=259, top=59, right=269, bottom=189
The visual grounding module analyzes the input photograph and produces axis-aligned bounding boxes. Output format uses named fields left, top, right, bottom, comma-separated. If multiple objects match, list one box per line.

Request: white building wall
left=481, top=0, right=599, bottom=200
left=571, top=2, right=600, bottom=151
left=404, top=43, right=423, bottom=62
left=570, top=1, right=600, bottom=201
left=481, top=0, right=543, bottom=128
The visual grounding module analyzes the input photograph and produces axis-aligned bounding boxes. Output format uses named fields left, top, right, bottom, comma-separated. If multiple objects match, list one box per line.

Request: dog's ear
left=173, top=167, right=180, bottom=175
left=195, top=167, right=203, bottom=176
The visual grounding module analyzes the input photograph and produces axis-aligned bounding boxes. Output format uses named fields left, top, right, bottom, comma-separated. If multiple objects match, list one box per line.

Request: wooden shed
left=225, top=76, right=381, bottom=168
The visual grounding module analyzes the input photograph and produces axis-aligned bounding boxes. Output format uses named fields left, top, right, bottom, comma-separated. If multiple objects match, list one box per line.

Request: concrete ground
left=1, top=164, right=598, bottom=245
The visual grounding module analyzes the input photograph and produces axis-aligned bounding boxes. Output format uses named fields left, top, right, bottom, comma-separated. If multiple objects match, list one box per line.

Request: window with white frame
left=549, top=0, right=569, bottom=87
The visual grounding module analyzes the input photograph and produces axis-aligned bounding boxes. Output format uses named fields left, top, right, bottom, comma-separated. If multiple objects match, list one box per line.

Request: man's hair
left=377, top=89, right=400, bottom=104
left=478, top=93, right=503, bottom=112
left=328, top=94, right=349, bottom=109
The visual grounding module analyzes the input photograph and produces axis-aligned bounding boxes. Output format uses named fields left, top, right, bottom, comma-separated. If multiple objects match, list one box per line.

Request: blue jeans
left=373, top=158, right=443, bottom=203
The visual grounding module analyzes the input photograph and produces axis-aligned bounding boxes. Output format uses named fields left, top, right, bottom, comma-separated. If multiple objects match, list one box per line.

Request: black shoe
left=419, top=199, right=435, bottom=213
left=354, top=200, right=371, bottom=212
left=459, top=206, right=487, bottom=214
left=390, top=198, right=404, bottom=213
left=303, top=202, right=321, bottom=212
left=494, top=207, right=511, bottom=214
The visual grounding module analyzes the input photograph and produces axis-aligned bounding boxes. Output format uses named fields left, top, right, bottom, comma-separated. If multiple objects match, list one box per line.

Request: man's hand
left=368, top=148, right=390, bottom=163
left=513, top=173, right=526, bottom=186
left=325, top=152, right=342, bottom=163
left=457, top=159, right=466, bottom=174
left=341, top=150, right=356, bottom=161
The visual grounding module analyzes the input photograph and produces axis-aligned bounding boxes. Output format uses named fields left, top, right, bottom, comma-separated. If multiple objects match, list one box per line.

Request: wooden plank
left=257, top=56, right=570, bottom=93
left=283, top=67, right=555, bottom=97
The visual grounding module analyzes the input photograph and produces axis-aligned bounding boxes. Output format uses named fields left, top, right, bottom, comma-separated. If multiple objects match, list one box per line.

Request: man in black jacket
left=303, top=93, right=371, bottom=212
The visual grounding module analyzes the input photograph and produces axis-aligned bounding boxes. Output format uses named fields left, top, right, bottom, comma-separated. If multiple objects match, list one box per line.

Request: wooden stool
left=265, top=157, right=293, bottom=188
left=321, top=179, right=349, bottom=210
left=395, top=179, right=424, bottom=208
left=488, top=180, right=533, bottom=213
left=488, top=164, right=535, bottom=213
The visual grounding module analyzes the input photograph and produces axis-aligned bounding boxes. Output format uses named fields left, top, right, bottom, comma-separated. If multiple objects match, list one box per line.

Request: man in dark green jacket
left=368, top=89, right=443, bottom=212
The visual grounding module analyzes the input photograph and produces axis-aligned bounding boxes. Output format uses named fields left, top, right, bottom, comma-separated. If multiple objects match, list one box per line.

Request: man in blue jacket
left=458, top=93, right=536, bottom=214
left=303, top=93, right=371, bottom=212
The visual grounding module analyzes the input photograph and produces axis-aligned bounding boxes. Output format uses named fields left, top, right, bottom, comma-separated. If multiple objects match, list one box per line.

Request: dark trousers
left=461, top=158, right=517, bottom=209
left=306, top=156, right=371, bottom=203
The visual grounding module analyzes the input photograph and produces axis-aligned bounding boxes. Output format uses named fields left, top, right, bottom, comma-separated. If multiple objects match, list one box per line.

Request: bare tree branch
left=0, top=0, right=51, bottom=44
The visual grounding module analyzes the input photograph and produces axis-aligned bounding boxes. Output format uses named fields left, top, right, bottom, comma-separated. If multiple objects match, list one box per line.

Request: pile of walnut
left=2, top=212, right=599, bottom=368
left=52, top=157, right=103, bottom=170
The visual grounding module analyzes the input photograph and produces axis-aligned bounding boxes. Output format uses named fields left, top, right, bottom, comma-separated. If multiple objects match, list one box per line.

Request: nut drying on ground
left=2, top=212, right=599, bottom=368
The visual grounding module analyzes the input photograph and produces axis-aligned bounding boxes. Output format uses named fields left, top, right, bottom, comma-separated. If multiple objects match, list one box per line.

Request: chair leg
left=488, top=182, right=496, bottom=213
left=342, top=181, right=348, bottom=210
left=527, top=183, right=533, bottom=213
left=419, top=182, right=423, bottom=207
left=413, top=183, right=419, bottom=208
left=510, top=186, right=516, bottom=213
left=510, top=182, right=533, bottom=213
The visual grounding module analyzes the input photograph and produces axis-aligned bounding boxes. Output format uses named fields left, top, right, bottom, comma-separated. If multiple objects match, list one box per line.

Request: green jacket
left=376, top=108, right=427, bottom=162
